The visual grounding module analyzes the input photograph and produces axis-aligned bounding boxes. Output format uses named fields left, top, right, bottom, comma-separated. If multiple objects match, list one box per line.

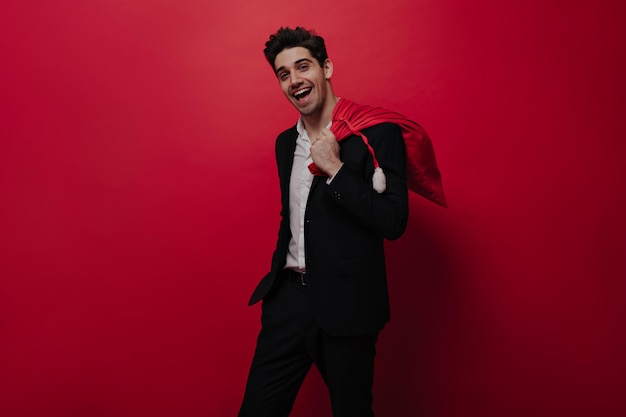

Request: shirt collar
left=296, top=118, right=333, bottom=136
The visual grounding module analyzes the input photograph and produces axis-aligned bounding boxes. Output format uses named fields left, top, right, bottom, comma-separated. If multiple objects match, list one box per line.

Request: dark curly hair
left=263, top=27, right=329, bottom=71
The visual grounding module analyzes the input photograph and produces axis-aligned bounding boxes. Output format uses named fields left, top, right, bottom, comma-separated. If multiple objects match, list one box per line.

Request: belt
left=284, top=269, right=308, bottom=286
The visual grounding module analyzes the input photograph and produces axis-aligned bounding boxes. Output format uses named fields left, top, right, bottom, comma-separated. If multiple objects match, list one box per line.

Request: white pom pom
left=372, top=167, right=386, bottom=193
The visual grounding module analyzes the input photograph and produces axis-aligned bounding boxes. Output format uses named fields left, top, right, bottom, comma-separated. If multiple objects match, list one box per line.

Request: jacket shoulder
left=275, top=125, right=298, bottom=154
left=276, top=124, right=297, bottom=141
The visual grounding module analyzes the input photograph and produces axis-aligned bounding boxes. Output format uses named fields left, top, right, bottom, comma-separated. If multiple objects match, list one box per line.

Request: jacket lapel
left=310, top=175, right=324, bottom=194
left=277, top=127, right=298, bottom=211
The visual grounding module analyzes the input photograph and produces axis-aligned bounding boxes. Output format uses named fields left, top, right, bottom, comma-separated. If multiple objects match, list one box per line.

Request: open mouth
left=293, top=87, right=312, bottom=102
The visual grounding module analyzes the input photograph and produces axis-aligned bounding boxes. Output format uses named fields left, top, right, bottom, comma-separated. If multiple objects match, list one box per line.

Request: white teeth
left=294, top=88, right=311, bottom=98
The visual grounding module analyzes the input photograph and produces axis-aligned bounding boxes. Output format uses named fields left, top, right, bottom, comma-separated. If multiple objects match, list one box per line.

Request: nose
left=288, top=71, right=303, bottom=86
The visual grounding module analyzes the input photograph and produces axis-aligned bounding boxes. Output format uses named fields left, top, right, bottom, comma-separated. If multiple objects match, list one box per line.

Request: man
left=239, top=27, right=440, bottom=417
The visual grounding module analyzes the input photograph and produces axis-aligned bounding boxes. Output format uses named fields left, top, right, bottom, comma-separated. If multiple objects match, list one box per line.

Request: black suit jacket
left=249, top=122, right=409, bottom=336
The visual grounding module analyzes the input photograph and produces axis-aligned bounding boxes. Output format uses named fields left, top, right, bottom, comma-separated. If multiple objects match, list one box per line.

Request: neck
left=301, top=92, right=339, bottom=137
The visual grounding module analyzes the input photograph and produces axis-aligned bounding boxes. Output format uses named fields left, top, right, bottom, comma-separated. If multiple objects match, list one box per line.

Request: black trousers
left=239, top=273, right=379, bottom=417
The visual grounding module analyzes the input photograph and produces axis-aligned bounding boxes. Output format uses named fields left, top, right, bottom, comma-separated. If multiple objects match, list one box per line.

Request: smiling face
left=274, top=47, right=335, bottom=120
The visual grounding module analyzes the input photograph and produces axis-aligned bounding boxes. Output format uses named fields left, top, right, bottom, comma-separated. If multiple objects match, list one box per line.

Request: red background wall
left=1, top=0, right=624, bottom=416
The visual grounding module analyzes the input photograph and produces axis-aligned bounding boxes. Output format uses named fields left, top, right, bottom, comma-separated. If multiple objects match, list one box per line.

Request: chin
left=297, top=102, right=319, bottom=116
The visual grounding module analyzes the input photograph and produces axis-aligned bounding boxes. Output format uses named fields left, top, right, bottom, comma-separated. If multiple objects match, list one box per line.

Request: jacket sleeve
left=324, top=123, right=409, bottom=240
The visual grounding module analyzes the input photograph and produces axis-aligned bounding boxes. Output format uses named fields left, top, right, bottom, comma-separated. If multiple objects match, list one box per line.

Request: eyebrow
left=275, top=58, right=314, bottom=75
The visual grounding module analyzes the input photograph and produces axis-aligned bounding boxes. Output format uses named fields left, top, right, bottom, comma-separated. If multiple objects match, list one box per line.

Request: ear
left=323, top=59, right=334, bottom=80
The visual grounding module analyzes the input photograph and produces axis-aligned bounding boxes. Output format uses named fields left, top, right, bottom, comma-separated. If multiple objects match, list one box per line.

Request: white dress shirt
left=284, top=119, right=339, bottom=271
left=284, top=119, right=314, bottom=271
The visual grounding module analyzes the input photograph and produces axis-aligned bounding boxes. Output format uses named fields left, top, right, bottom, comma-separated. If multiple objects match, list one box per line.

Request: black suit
left=240, top=122, right=408, bottom=416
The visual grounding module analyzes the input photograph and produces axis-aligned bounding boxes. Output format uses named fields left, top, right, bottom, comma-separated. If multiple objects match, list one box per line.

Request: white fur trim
left=372, top=167, right=386, bottom=193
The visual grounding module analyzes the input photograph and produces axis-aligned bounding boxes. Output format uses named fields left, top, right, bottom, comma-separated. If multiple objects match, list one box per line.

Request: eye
left=278, top=72, right=289, bottom=81
left=299, top=64, right=309, bottom=71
